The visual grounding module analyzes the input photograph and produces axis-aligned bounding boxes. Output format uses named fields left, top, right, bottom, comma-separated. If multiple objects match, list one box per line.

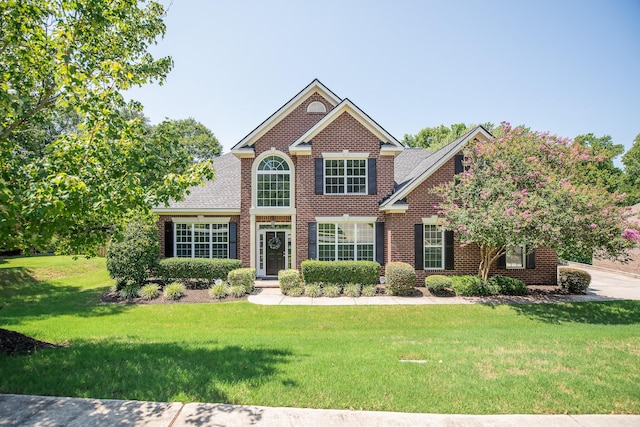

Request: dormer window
left=257, top=155, right=291, bottom=207
left=307, top=101, right=327, bottom=113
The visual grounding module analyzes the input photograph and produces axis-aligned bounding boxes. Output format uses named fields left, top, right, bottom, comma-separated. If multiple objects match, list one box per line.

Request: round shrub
left=209, top=283, right=229, bottom=299
left=361, top=285, right=377, bottom=297
left=425, top=275, right=453, bottom=294
left=139, top=284, right=160, bottom=301
left=451, top=275, right=484, bottom=296
left=384, top=262, right=416, bottom=296
left=324, top=285, right=341, bottom=298
left=228, top=285, right=247, bottom=298
left=106, top=216, right=159, bottom=289
left=304, top=284, right=323, bottom=298
left=228, top=268, right=256, bottom=293
left=164, top=282, right=185, bottom=300
left=279, top=269, right=301, bottom=295
left=287, top=286, right=304, bottom=297
left=343, top=283, right=362, bottom=297
left=119, top=283, right=140, bottom=299
left=487, top=275, right=527, bottom=295
left=559, top=268, right=591, bottom=294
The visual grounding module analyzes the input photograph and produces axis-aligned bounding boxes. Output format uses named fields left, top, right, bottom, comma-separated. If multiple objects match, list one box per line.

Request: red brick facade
left=156, top=81, right=558, bottom=285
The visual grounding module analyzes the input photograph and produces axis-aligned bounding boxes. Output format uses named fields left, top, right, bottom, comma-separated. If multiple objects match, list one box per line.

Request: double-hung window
left=424, top=224, right=444, bottom=269
left=324, top=159, right=367, bottom=194
left=318, top=222, right=374, bottom=261
left=175, top=223, right=229, bottom=258
left=505, top=246, right=526, bottom=269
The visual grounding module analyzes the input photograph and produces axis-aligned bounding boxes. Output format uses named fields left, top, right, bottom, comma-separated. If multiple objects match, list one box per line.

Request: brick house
left=154, top=80, right=557, bottom=285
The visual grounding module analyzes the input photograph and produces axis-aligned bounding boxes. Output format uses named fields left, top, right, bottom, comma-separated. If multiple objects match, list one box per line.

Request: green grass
left=1, top=255, right=639, bottom=414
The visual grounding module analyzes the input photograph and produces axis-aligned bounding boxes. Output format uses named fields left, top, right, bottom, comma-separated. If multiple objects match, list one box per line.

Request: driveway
left=577, top=265, right=640, bottom=301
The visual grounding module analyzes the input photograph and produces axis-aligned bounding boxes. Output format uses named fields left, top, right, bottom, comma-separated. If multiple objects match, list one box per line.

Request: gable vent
left=307, top=101, right=327, bottom=113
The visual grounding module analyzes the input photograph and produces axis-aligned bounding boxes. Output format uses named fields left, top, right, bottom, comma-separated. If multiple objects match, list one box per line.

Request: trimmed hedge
left=425, top=275, right=453, bottom=293
left=278, top=269, right=301, bottom=295
left=559, top=268, right=591, bottom=294
left=107, top=217, right=159, bottom=288
left=384, top=262, right=416, bottom=296
left=156, top=258, right=241, bottom=287
left=301, top=260, right=380, bottom=286
left=451, top=275, right=485, bottom=296
left=228, top=268, right=256, bottom=293
left=487, top=275, right=527, bottom=295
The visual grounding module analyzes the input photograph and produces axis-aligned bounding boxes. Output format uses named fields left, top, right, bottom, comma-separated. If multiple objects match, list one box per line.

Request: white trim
left=289, top=145, right=312, bottom=156
left=256, top=222, right=293, bottom=277
left=231, top=148, right=255, bottom=159
left=380, top=126, right=493, bottom=210
left=322, top=157, right=368, bottom=195
left=322, top=151, right=370, bottom=159
left=421, top=216, right=443, bottom=225
left=307, top=101, right=327, bottom=113
left=380, top=145, right=404, bottom=156
left=250, top=207, right=296, bottom=216
left=315, top=215, right=377, bottom=223
left=173, top=222, right=230, bottom=259
left=232, top=79, right=341, bottom=151
left=290, top=99, right=403, bottom=150
left=153, top=208, right=241, bottom=215
left=423, top=223, right=445, bottom=271
left=172, top=217, right=230, bottom=224
left=380, top=205, right=408, bottom=213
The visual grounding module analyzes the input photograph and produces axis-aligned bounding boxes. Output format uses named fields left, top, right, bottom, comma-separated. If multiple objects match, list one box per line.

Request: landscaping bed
left=99, top=288, right=248, bottom=305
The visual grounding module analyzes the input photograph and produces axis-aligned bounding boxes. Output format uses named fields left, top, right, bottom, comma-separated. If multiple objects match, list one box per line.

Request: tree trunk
left=478, top=245, right=504, bottom=282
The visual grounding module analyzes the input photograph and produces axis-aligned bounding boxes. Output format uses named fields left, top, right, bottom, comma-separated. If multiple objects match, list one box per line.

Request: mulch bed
left=0, top=328, right=63, bottom=356
left=99, top=288, right=248, bottom=305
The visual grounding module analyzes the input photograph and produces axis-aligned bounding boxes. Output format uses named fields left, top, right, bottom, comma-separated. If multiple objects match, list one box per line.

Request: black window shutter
left=164, top=221, right=174, bottom=258
left=308, top=222, right=317, bottom=260
left=497, top=251, right=506, bottom=269
left=444, top=230, right=454, bottom=270
left=368, top=158, right=377, bottom=195
left=526, top=247, right=536, bottom=269
left=454, top=154, right=464, bottom=174
left=229, top=222, right=237, bottom=259
left=375, top=222, right=384, bottom=264
left=414, top=224, right=424, bottom=269
left=314, top=158, right=324, bottom=195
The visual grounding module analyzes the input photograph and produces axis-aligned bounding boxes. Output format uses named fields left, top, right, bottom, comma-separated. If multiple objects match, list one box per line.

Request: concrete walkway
left=249, top=266, right=640, bottom=305
left=1, top=394, right=639, bottom=427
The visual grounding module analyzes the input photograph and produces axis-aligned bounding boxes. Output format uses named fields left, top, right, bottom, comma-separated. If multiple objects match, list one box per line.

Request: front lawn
left=1, top=256, right=639, bottom=414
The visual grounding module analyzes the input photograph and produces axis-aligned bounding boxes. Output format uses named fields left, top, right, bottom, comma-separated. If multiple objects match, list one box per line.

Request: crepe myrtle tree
left=0, top=0, right=214, bottom=254
left=433, top=123, right=639, bottom=281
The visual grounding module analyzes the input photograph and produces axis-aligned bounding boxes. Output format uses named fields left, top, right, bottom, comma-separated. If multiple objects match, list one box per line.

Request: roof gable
left=381, top=126, right=493, bottom=211
left=231, top=79, right=341, bottom=153
left=289, top=98, right=403, bottom=154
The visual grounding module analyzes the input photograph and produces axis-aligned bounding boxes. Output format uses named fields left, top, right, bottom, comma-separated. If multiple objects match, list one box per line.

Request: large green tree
left=403, top=123, right=494, bottom=151
left=622, top=133, right=640, bottom=205
left=573, top=133, right=624, bottom=194
left=155, top=118, right=222, bottom=161
left=0, top=0, right=214, bottom=254
left=433, top=123, right=638, bottom=281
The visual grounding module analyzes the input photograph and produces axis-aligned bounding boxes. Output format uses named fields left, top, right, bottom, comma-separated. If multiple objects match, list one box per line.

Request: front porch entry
left=257, top=223, right=292, bottom=277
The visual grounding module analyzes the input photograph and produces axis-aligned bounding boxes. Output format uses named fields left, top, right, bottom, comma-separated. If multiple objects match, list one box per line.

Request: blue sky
left=126, top=0, right=640, bottom=161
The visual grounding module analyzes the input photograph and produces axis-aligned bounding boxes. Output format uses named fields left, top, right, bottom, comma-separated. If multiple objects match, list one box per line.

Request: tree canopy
left=0, top=0, right=214, bottom=254
left=403, top=123, right=494, bottom=151
left=433, top=123, right=639, bottom=280
left=622, top=133, right=640, bottom=205
left=155, top=118, right=222, bottom=161
left=573, top=133, right=624, bottom=194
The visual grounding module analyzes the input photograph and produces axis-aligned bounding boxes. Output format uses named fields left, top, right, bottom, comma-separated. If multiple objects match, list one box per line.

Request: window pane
left=424, top=247, right=442, bottom=269
left=318, top=244, right=334, bottom=261
left=357, top=244, right=374, bottom=261
left=506, top=246, right=524, bottom=269
left=257, top=173, right=290, bottom=207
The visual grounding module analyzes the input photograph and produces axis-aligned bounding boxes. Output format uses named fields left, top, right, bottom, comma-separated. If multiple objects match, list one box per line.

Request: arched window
left=257, top=155, right=291, bottom=207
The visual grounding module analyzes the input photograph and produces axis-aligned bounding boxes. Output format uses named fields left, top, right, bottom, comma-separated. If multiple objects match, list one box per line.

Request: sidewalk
left=1, top=394, right=639, bottom=427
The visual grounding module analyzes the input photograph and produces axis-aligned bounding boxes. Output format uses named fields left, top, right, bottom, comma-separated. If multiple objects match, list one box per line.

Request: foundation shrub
left=323, top=285, right=341, bottom=297
left=384, top=262, right=416, bottom=296
left=425, top=275, right=453, bottom=294
left=451, top=275, right=485, bottom=296
left=228, top=285, right=247, bottom=298
left=487, top=275, right=527, bottom=295
left=157, top=258, right=241, bottom=287
left=287, top=286, right=304, bottom=297
left=304, top=283, right=323, bottom=298
left=163, top=282, right=185, bottom=300
left=209, top=283, right=229, bottom=299
left=278, top=269, right=301, bottom=295
left=139, top=284, right=160, bottom=300
left=301, top=260, right=380, bottom=286
left=361, top=285, right=377, bottom=297
left=559, top=268, right=591, bottom=294
left=343, top=283, right=362, bottom=297
left=228, top=268, right=255, bottom=293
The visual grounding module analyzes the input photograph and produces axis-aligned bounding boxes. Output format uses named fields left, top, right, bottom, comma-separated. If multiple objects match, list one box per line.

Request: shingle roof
left=394, top=148, right=433, bottom=186
left=155, top=153, right=240, bottom=211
